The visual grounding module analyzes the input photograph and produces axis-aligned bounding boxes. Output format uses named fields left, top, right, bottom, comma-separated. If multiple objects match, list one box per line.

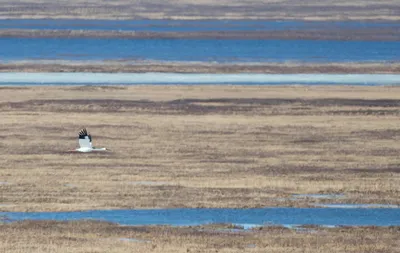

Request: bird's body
left=75, top=147, right=107, bottom=153
left=70, top=128, right=107, bottom=152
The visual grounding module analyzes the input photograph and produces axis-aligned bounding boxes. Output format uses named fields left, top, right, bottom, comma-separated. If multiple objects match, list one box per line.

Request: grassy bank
left=0, top=85, right=399, bottom=212
left=1, top=62, right=400, bottom=74
left=0, top=28, right=399, bottom=41
left=0, top=220, right=399, bottom=253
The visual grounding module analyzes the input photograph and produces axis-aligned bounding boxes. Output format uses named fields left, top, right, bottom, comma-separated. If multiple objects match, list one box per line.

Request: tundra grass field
left=1, top=220, right=399, bottom=253
left=0, top=85, right=399, bottom=212
left=1, top=85, right=399, bottom=252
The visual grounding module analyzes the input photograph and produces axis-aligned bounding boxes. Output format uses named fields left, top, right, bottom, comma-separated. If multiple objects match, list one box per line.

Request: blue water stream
left=0, top=73, right=399, bottom=85
left=1, top=208, right=399, bottom=227
left=0, top=38, right=398, bottom=63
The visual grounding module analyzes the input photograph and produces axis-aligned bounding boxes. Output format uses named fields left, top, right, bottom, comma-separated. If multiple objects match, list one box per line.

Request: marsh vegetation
left=0, top=85, right=399, bottom=212
left=0, top=220, right=399, bottom=253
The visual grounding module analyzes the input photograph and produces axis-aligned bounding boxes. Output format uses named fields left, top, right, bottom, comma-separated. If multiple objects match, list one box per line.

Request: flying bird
left=70, top=128, right=107, bottom=152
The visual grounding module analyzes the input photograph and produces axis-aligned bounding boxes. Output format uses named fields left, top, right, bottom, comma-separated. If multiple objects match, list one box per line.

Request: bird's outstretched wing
left=78, top=128, right=92, bottom=149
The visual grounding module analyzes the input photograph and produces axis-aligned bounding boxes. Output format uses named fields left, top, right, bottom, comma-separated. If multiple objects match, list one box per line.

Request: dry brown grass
left=0, top=0, right=399, bottom=20
left=0, top=220, right=399, bottom=253
left=0, top=85, right=399, bottom=212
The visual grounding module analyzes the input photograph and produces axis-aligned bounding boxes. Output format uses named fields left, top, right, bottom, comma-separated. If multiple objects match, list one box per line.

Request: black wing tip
left=78, top=128, right=89, bottom=138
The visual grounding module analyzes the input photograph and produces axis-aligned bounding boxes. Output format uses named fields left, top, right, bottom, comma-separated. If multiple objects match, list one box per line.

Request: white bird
left=70, top=128, right=107, bottom=152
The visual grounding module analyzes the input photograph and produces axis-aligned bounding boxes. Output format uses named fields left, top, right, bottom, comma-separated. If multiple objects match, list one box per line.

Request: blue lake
left=1, top=208, right=400, bottom=227
left=1, top=38, right=399, bottom=62
left=1, top=19, right=399, bottom=32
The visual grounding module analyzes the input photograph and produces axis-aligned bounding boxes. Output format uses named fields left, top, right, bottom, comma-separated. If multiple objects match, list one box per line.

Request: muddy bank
left=1, top=62, right=400, bottom=74
left=1, top=28, right=400, bottom=41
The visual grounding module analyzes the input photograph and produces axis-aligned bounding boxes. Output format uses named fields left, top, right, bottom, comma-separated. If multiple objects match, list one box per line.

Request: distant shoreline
left=0, top=0, right=399, bottom=21
left=0, top=17, right=400, bottom=21
left=1, top=62, right=400, bottom=74
left=0, top=28, right=399, bottom=41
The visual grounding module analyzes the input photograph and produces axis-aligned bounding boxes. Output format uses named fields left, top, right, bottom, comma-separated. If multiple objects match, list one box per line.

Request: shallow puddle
left=313, top=203, right=400, bottom=208
left=64, top=184, right=78, bottom=187
left=119, top=238, right=151, bottom=243
left=128, top=181, right=170, bottom=186
left=291, top=194, right=345, bottom=200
